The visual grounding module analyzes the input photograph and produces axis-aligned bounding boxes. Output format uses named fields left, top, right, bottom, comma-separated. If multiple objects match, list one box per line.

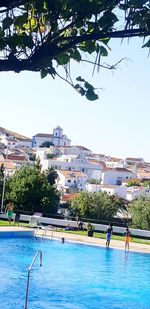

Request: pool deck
left=1, top=226, right=150, bottom=254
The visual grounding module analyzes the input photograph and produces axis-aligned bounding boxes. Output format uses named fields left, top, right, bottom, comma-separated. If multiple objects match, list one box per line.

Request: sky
left=1, top=37, right=150, bottom=161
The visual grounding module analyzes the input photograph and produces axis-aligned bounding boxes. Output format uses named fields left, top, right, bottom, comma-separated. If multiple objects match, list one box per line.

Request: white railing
left=24, top=250, right=42, bottom=309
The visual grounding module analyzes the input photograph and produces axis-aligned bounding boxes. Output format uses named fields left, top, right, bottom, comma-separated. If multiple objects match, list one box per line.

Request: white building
left=90, top=153, right=109, bottom=162
left=0, top=135, right=18, bottom=148
left=137, top=168, right=150, bottom=180
left=17, top=138, right=32, bottom=148
left=0, top=128, right=32, bottom=149
left=105, top=157, right=125, bottom=168
left=32, top=126, right=71, bottom=148
left=126, top=186, right=150, bottom=201
left=64, top=145, right=92, bottom=157
left=125, top=157, right=145, bottom=166
left=86, top=183, right=127, bottom=198
left=57, top=170, right=88, bottom=193
left=37, top=153, right=102, bottom=179
left=101, top=167, right=136, bottom=185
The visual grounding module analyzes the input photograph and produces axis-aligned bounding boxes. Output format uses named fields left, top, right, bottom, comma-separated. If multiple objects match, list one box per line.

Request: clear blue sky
left=1, top=37, right=150, bottom=161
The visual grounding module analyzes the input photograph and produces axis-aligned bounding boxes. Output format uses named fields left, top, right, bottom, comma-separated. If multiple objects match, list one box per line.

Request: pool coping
left=35, top=228, right=150, bottom=254
left=1, top=226, right=150, bottom=254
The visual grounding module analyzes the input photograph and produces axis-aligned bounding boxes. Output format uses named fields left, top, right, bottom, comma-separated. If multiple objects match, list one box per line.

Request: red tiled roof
left=7, top=155, right=27, bottom=161
left=126, top=157, right=144, bottom=161
left=102, top=167, right=134, bottom=173
left=61, top=193, right=79, bottom=201
left=106, top=157, right=123, bottom=162
left=74, top=145, right=91, bottom=151
left=58, top=170, right=88, bottom=178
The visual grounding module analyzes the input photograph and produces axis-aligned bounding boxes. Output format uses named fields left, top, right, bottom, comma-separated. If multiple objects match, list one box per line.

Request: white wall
left=17, top=140, right=32, bottom=148
left=101, top=170, right=136, bottom=185
left=40, top=158, right=101, bottom=179
left=86, top=184, right=127, bottom=198
left=57, top=171, right=87, bottom=191
left=33, top=136, right=53, bottom=148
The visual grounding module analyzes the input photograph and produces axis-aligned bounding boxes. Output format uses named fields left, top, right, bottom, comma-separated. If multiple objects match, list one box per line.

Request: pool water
left=0, top=236, right=150, bottom=309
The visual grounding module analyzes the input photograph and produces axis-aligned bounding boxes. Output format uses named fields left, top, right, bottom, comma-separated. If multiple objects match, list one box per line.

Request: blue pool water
left=0, top=236, right=150, bottom=309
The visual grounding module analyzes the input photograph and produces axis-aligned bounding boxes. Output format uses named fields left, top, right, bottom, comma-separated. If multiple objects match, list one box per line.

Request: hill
left=0, top=127, right=30, bottom=140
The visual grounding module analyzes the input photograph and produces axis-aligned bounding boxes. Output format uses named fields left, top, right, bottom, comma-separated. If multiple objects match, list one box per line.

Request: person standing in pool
left=106, top=224, right=113, bottom=248
left=6, top=201, right=14, bottom=224
left=124, top=227, right=132, bottom=251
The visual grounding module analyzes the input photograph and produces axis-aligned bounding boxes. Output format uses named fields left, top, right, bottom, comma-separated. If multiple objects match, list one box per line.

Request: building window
left=74, top=180, right=76, bottom=183
left=68, top=179, right=71, bottom=183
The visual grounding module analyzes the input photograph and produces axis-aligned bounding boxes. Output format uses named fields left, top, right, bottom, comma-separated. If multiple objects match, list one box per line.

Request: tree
left=127, top=180, right=141, bottom=187
left=6, top=165, right=60, bottom=214
left=44, top=166, right=58, bottom=186
left=88, top=178, right=101, bottom=184
left=0, top=164, right=5, bottom=204
left=0, top=1, right=150, bottom=100
left=70, top=191, right=125, bottom=220
left=40, top=141, right=54, bottom=148
left=130, top=196, right=150, bottom=230
left=141, top=180, right=150, bottom=187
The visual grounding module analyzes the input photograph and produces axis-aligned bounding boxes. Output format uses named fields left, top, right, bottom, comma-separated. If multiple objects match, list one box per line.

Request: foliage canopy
left=70, top=191, right=125, bottom=220
left=6, top=164, right=60, bottom=214
left=0, top=1, right=150, bottom=100
left=130, top=196, right=150, bottom=230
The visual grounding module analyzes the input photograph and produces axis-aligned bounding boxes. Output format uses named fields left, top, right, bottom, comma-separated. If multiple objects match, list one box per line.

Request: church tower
left=52, top=126, right=63, bottom=146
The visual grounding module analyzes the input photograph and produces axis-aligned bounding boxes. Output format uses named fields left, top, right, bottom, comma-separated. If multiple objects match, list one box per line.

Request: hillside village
left=0, top=125, right=150, bottom=204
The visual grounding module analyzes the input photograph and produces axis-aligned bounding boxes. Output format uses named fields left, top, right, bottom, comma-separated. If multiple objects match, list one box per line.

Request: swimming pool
left=0, top=236, right=150, bottom=309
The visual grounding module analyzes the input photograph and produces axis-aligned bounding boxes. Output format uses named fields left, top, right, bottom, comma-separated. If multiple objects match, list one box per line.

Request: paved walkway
left=35, top=229, right=150, bottom=254
left=1, top=226, right=150, bottom=254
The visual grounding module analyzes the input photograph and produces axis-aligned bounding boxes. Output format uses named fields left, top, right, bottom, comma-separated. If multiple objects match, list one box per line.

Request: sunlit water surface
left=0, top=236, right=150, bottom=308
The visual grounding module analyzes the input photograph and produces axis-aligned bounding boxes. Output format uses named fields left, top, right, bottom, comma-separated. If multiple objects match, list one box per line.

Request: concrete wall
left=1, top=213, right=150, bottom=239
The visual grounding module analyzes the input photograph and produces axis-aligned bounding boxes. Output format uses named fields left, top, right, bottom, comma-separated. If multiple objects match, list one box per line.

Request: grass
left=61, top=229, right=150, bottom=245
left=1, top=220, right=150, bottom=245
left=0, top=220, right=28, bottom=227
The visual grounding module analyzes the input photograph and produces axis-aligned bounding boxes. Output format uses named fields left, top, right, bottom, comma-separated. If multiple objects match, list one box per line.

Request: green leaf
left=41, top=69, right=48, bottom=79
left=14, top=14, right=27, bottom=27
left=3, top=17, right=13, bottom=30
left=0, top=38, right=6, bottom=50
left=74, top=84, right=80, bottom=89
left=70, top=49, right=81, bottom=62
left=84, top=82, right=94, bottom=90
left=142, top=40, right=150, bottom=48
left=79, top=87, right=86, bottom=96
left=86, top=89, right=98, bottom=101
left=79, top=41, right=96, bottom=54
left=76, top=76, right=85, bottom=82
left=55, top=53, right=70, bottom=65
left=99, top=46, right=108, bottom=56
left=22, top=35, right=34, bottom=48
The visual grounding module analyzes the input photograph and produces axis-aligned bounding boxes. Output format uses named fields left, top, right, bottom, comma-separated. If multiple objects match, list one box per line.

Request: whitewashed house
left=0, top=135, right=18, bottom=148
left=105, top=157, right=125, bottom=168
left=126, top=186, right=150, bottom=201
left=17, top=138, right=32, bottom=148
left=137, top=168, right=150, bottom=180
left=89, top=153, right=109, bottom=162
left=101, top=167, right=136, bottom=185
left=86, top=183, right=127, bottom=198
left=57, top=170, right=88, bottom=193
left=64, top=145, right=92, bottom=157
left=125, top=157, right=145, bottom=166
left=38, top=154, right=102, bottom=179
